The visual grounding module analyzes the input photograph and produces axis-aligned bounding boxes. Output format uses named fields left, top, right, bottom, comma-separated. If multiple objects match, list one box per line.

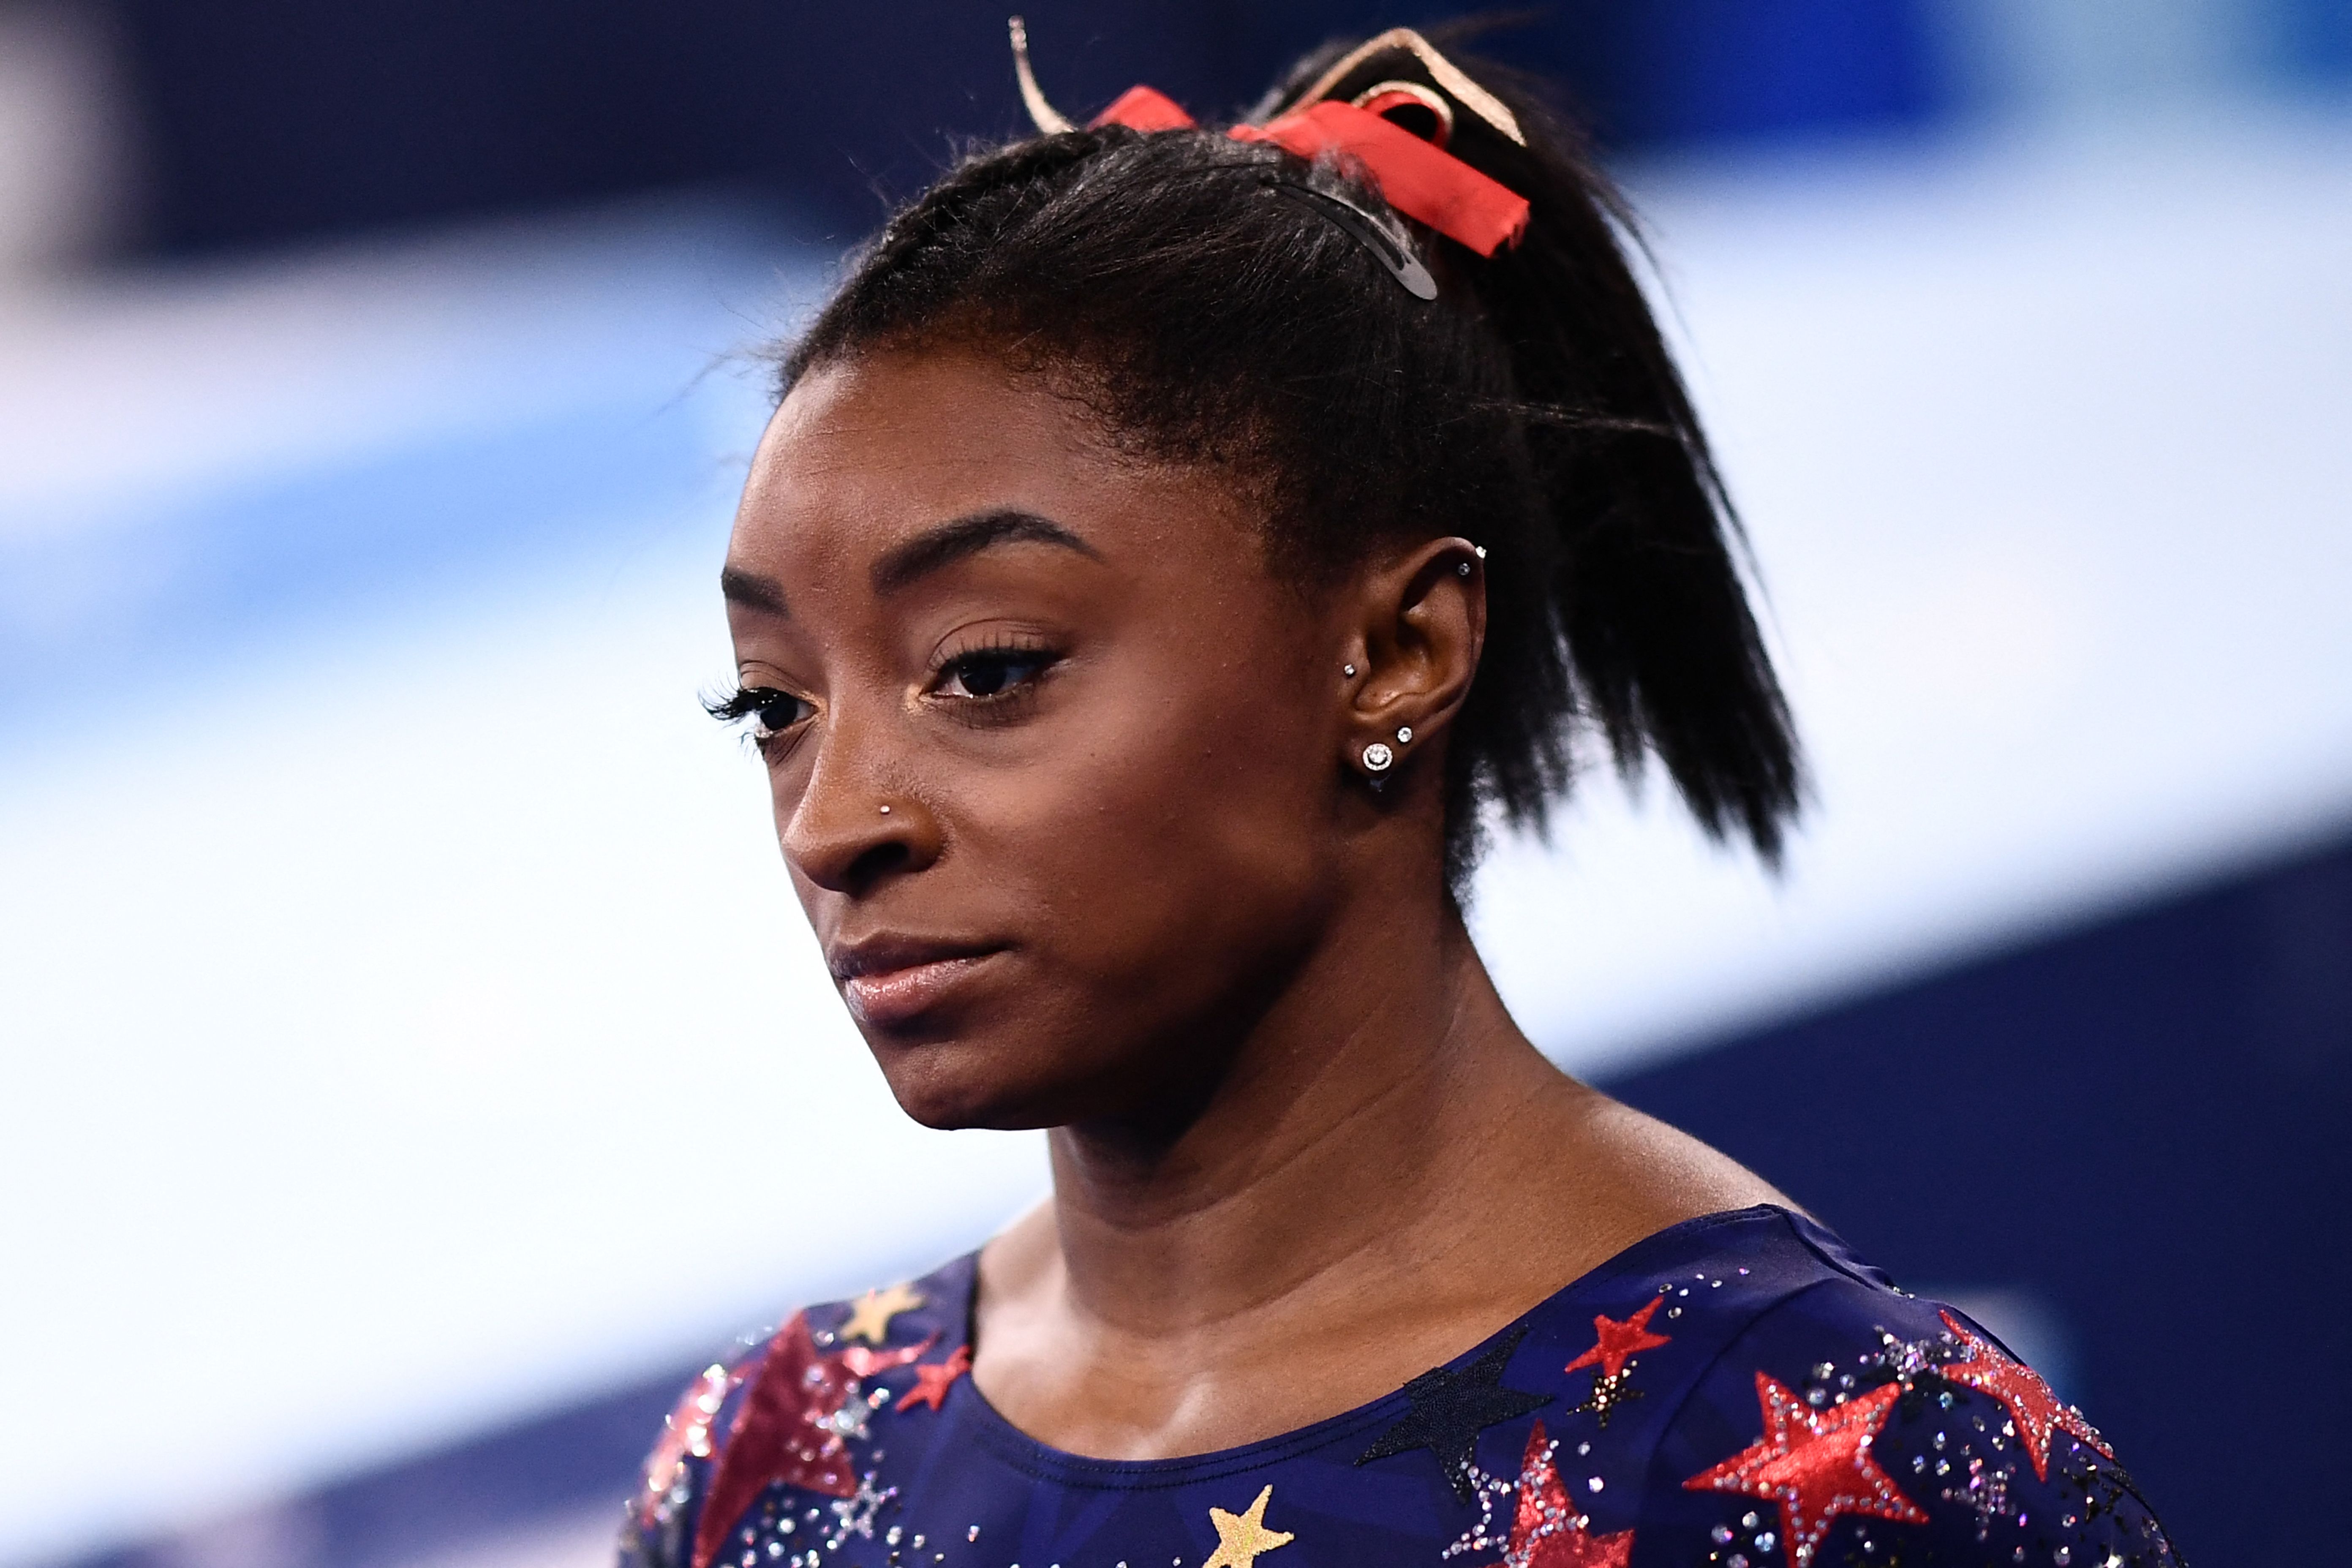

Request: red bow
left=1090, top=85, right=1530, bottom=259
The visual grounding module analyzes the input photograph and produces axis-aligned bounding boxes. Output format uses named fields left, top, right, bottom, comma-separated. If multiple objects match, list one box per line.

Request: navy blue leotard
left=618, top=1206, right=2176, bottom=1568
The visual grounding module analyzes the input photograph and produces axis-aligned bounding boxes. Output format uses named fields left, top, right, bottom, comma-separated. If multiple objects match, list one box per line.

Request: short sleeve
left=1633, top=1277, right=2180, bottom=1566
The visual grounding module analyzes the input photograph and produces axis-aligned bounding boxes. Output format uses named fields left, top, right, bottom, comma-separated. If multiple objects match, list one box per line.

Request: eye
left=706, top=685, right=813, bottom=740
left=749, top=692, right=812, bottom=737
left=935, top=648, right=1054, bottom=700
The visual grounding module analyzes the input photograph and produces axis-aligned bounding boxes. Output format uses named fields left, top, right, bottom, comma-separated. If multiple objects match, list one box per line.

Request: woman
left=621, top=25, right=2178, bottom=1568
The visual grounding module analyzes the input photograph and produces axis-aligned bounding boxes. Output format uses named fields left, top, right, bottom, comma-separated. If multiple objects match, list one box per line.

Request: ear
left=1341, top=536, right=1486, bottom=777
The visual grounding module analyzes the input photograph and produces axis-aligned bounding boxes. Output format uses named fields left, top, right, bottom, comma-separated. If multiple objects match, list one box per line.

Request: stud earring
left=1396, top=726, right=1413, bottom=744
left=879, top=805, right=891, bottom=815
left=1362, top=741, right=1395, bottom=773
left=1456, top=562, right=1470, bottom=577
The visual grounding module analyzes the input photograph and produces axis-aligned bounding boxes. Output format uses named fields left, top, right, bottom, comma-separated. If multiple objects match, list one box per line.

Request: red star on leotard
left=1682, top=1374, right=1927, bottom=1565
left=1501, top=1419, right=1635, bottom=1568
left=690, top=1312, right=931, bottom=1568
left=1934, top=1310, right=2112, bottom=1482
left=1563, top=1298, right=1672, bottom=1380
left=898, top=1344, right=972, bottom=1413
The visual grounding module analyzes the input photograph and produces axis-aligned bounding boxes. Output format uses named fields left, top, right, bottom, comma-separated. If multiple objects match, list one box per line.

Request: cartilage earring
left=1362, top=741, right=1395, bottom=773
left=1457, top=561, right=1471, bottom=577
left=1396, top=726, right=1413, bottom=744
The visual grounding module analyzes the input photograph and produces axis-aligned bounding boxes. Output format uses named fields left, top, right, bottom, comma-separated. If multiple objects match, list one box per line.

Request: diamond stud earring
left=1396, top=726, right=1413, bottom=744
left=1362, top=742, right=1395, bottom=773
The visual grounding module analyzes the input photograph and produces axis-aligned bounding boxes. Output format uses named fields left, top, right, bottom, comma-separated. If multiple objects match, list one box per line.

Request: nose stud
left=1343, top=663, right=1357, bottom=678
left=878, top=805, right=891, bottom=815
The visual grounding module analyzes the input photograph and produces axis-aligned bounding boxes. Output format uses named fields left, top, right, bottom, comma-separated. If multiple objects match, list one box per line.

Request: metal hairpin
left=1008, top=17, right=1075, bottom=134
left=1260, top=176, right=1438, bottom=301
left=1279, top=29, right=1525, bottom=147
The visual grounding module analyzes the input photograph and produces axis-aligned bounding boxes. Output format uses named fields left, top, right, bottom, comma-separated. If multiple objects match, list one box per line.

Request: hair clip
left=1282, top=28, right=1525, bottom=146
left=1008, top=16, right=1528, bottom=259
left=1351, top=79, right=1454, bottom=147
left=1260, top=175, right=1438, bottom=300
left=1008, top=16, right=1076, bottom=133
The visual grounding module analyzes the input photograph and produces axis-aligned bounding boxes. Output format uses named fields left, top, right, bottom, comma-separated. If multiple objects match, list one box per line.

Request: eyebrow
left=719, top=564, right=789, bottom=616
left=870, top=509, right=1101, bottom=597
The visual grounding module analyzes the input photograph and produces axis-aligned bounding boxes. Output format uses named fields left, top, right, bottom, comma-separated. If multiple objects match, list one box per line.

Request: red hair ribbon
left=1089, top=88, right=1530, bottom=259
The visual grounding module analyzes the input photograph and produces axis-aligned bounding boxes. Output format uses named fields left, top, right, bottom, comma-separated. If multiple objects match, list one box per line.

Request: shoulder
left=615, top=1254, right=976, bottom=1568
left=1599, top=1210, right=2180, bottom=1567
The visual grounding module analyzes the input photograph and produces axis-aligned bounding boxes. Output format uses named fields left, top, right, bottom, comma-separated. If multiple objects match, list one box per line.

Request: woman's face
left=722, top=348, right=1372, bottom=1132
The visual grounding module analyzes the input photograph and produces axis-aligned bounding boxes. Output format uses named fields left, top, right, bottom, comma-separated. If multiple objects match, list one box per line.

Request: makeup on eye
left=704, top=685, right=814, bottom=739
left=703, top=635, right=1062, bottom=752
left=927, top=635, right=1062, bottom=703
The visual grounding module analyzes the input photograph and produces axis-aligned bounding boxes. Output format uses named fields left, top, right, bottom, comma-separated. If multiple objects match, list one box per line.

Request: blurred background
left=2, top=1, right=2347, bottom=1565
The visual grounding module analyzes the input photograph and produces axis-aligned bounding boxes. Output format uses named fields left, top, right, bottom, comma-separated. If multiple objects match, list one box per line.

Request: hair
left=777, top=27, right=1802, bottom=887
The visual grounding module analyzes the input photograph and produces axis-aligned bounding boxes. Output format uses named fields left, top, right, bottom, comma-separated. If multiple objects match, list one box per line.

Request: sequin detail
left=691, top=1313, right=928, bottom=1568
left=897, top=1345, right=972, bottom=1414
left=1681, top=1375, right=1928, bottom=1565
left=1562, top=1297, right=1671, bottom=1429
left=1933, top=1310, right=2113, bottom=1482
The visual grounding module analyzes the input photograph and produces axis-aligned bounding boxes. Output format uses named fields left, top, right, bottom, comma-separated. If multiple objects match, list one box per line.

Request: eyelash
left=702, top=638, right=1062, bottom=747
left=927, top=635, right=1059, bottom=712
left=704, top=686, right=811, bottom=742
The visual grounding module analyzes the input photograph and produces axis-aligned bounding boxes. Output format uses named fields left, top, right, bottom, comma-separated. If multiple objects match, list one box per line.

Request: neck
left=1035, top=873, right=1583, bottom=1340
left=969, top=826, right=1785, bottom=1460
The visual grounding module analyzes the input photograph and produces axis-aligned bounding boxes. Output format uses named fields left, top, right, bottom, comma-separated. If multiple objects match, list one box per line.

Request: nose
left=779, top=708, right=942, bottom=898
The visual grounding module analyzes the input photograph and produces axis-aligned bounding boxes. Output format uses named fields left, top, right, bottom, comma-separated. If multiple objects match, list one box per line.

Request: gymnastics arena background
left=2, top=2, right=2347, bottom=1565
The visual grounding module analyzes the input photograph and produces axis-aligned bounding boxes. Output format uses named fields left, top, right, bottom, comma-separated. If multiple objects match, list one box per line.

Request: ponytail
left=784, top=26, right=1803, bottom=880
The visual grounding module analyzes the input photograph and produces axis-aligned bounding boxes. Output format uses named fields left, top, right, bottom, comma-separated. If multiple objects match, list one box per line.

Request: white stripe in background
left=1473, top=110, right=2352, bottom=1071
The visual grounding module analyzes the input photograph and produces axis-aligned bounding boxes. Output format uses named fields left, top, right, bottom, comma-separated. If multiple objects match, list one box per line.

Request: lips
left=827, top=935, right=1007, bottom=1028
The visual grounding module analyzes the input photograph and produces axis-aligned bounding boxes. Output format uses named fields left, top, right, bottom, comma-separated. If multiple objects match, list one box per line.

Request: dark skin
left=721, top=346, right=1787, bottom=1461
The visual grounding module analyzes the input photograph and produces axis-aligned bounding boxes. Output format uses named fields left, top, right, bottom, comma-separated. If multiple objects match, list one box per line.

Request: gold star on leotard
left=1203, top=1484, right=1294, bottom=1568
left=838, top=1281, right=924, bottom=1344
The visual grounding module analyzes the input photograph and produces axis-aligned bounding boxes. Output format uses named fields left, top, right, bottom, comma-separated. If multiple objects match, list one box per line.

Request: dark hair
left=779, top=29, right=1802, bottom=885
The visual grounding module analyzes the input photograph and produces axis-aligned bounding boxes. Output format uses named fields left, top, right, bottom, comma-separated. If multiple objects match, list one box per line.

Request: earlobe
left=1341, top=536, right=1486, bottom=773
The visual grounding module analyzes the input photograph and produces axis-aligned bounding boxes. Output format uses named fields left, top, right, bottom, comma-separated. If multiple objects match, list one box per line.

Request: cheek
left=967, top=637, right=1338, bottom=1007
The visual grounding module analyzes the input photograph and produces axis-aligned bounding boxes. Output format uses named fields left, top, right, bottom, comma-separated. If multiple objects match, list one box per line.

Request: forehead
left=760, top=350, right=1085, bottom=497
left=734, top=349, right=1232, bottom=566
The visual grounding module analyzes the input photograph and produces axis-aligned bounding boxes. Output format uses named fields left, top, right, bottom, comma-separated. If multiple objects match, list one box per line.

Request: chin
left=865, top=1032, right=1067, bottom=1132
left=864, top=1015, right=1133, bottom=1132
